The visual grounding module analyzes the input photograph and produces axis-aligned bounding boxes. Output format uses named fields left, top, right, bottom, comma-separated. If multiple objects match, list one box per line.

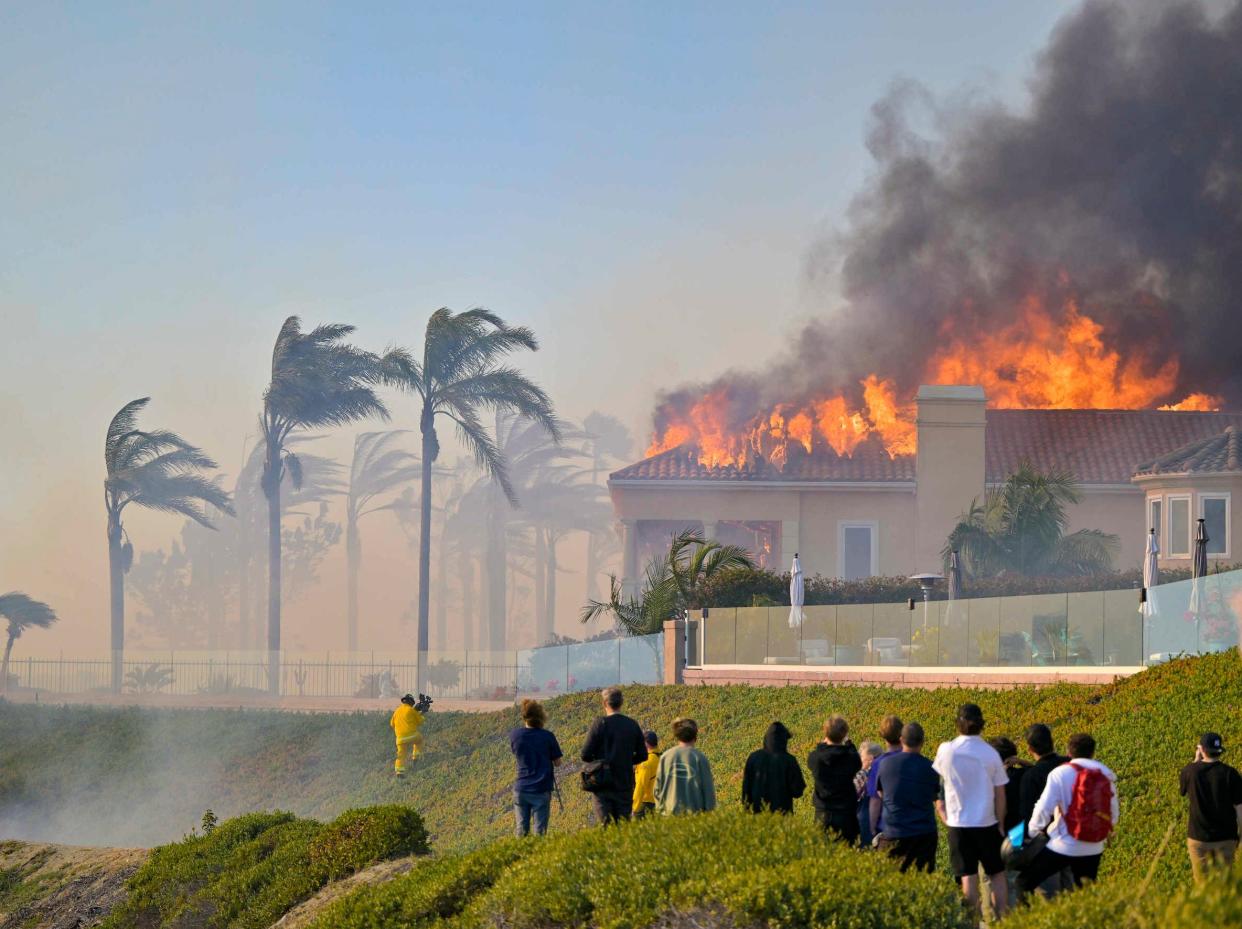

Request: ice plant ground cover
left=2, top=651, right=1240, bottom=927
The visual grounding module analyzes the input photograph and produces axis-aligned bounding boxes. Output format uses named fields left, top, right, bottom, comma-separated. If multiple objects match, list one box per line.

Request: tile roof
left=986, top=410, right=1242, bottom=484
left=1134, top=425, right=1242, bottom=476
left=611, top=409, right=1242, bottom=486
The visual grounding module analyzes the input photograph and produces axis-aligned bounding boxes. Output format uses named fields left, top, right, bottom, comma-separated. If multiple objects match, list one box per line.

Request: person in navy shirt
left=877, top=722, right=941, bottom=872
left=509, top=699, right=563, bottom=836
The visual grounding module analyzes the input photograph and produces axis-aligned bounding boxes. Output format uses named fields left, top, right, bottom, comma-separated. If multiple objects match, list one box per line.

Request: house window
left=1200, top=494, right=1230, bottom=557
left=1168, top=496, right=1191, bottom=557
left=839, top=522, right=877, bottom=580
left=1148, top=497, right=1162, bottom=550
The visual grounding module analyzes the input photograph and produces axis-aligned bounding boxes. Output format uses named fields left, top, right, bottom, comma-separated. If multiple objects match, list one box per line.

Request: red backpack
left=1063, top=763, right=1114, bottom=842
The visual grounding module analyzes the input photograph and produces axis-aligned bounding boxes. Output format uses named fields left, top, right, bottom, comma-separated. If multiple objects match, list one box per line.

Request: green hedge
left=694, top=566, right=1200, bottom=608
left=1004, top=865, right=1242, bottom=928
left=317, top=811, right=972, bottom=929
left=100, top=805, right=428, bottom=929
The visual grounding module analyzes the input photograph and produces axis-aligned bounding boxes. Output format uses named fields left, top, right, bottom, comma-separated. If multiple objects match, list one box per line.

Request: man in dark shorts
left=1180, top=732, right=1242, bottom=881
left=933, top=703, right=1009, bottom=920
left=581, top=686, right=648, bottom=825
left=876, top=722, right=940, bottom=872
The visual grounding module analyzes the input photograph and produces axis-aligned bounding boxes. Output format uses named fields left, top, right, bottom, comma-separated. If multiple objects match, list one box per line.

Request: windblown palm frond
left=1, top=591, right=58, bottom=691
left=0, top=592, right=58, bottom=635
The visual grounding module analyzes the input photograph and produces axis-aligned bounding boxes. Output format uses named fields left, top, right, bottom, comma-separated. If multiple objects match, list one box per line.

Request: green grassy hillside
left=2, top=651, right=1240, bottom=897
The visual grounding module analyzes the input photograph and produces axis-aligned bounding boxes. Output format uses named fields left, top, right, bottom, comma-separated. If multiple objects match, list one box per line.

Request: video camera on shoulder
left=414, top=693, right=433, bottom=713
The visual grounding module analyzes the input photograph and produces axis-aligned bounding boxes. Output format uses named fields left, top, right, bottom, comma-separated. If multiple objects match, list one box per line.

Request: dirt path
left=0, top=840, right=146, bottom=929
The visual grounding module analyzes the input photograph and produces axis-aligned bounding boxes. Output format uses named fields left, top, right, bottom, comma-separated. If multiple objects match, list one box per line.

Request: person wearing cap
left=1180, top=732, right=1242, bottom=881
left=932, top=703, right=1010, bottom=920
left=632, top=730, right=661, bottom=818
left=389, top=693, right=425, bottom=777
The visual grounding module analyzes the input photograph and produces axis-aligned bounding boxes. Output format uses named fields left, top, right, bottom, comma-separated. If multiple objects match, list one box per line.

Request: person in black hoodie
left=742, top=721, right=806, bottom=813
left=581, top=686, right=648, bottom=825
left=1018, top=723, right=1071, bottom=898
left=807, top=715, right=863, bottom=843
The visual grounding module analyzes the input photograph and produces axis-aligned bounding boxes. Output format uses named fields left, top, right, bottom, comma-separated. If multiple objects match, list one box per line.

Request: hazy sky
left=2, top=2, right=1073, bottom=654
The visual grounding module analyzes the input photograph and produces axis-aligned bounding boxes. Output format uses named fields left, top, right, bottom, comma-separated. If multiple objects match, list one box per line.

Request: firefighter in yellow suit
left=390, top=693, right=425, bottom=776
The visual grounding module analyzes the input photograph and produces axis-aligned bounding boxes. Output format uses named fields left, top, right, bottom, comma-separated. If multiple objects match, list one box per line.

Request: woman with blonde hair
left=508, top=698, right=563, bottom=836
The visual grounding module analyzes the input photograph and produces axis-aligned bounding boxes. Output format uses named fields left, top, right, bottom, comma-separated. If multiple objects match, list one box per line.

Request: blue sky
left=1, top=2, right=1073, bottom=648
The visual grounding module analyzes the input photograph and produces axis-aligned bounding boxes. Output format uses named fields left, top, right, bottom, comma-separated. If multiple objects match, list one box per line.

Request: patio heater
left=909, top=573, right=944, bottom=632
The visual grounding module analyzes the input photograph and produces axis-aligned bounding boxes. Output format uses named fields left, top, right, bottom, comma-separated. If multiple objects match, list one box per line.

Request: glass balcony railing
left=693, top=569, right=1242, bottom=668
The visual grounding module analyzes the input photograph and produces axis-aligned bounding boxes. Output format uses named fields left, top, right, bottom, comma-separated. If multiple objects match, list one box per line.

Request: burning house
left=610, top=385, right=1242, bottom=587
left=610, top=3, right=1242, bottom=592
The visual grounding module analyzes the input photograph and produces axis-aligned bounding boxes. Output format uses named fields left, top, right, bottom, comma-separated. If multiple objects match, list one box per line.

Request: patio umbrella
left=788, top=553, right=805, bottom=628
left=947, top=550, right=963, bottom=602
left=1189, top=518, right=1209, bottom=615
left=1141, top=528, right=1159, bottom=619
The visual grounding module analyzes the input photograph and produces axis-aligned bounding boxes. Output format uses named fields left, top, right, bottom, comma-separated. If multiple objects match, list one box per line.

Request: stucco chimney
left=913, top=385, right=986, bottom=573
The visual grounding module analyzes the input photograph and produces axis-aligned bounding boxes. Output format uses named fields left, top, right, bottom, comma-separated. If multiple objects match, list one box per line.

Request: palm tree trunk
left=1, top=632, right=15, bottom=693
left=434, top=530, right=447, bottom=651
left=107, top=515, right=125, bottom=693
left=418, top=432, right=435, bottom=656
left=459, top=555, right=474, bottom=651
left=346, top=517, right=360, bottom=653
left=545, top=530, right=558, bottom=644
left=485, top=491, right=506, bottom=652
left=264, top=446, right=282, bottom=696
left=534, top=526, right=546, bottom=645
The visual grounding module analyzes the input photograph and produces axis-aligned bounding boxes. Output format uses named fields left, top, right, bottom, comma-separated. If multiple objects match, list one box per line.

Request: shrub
left=309, top=805, right=429, bottom=880
left=101, top=806, right=429, bottom=929
left=477, top=810, right=971, bottom=929
left=309, top=837, right=532, bottom=929
left=694, top=566, right=1203, bottom=609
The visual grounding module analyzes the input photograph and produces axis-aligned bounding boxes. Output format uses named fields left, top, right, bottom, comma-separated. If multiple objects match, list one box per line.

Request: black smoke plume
left=653, top=0, right=1242, bottom=440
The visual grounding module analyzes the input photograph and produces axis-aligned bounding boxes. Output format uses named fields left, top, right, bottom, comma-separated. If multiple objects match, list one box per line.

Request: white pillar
left=703, top=520, right=719, bottom=541
left=780, top=520, right=800, bottom=570
left=620, top=519, right=638, bottom=597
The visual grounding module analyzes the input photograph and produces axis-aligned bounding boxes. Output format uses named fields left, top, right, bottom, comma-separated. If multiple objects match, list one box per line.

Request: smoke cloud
left=654, top=0, right=1242, bottom=438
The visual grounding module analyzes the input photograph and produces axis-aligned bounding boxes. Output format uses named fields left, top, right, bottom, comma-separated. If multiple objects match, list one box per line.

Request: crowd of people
left=495, top=686, right=1242, bottom=917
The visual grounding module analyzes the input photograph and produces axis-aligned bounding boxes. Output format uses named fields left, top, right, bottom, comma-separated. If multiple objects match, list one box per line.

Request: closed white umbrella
left=1189, top=519, right=1209, bottom=616
left=788, top=553, right=805, bottom=628
left=1141, top=528, right=1159, bottom=619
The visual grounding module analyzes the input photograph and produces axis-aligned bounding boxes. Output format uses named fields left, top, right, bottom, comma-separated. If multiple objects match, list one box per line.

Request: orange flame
left=647, top=295, right=1220, bottom=469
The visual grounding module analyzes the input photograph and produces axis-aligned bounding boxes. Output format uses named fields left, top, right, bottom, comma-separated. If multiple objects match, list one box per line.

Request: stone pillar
left=703, top=520, right=719, bottom=541
left=663, top=617, right=686, bottom=685
left=914, top=386, right=987, bottom=574
left=620, top=519, right=638, bottom=597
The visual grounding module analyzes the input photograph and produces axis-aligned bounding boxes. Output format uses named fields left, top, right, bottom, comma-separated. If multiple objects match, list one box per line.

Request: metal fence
left=3, top=633, right=665, bottom=701
left=690, top=569, right=1242, bottom=669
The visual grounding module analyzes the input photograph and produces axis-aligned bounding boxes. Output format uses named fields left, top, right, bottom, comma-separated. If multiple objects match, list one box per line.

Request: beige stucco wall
left=610, top=483, right=916, bottom=578
left=1065, top=487, right=1145, bottom=571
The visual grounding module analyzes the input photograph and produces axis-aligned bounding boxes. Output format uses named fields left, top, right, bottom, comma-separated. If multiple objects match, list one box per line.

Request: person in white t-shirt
left=1019, top=732, right=1120, bottom=895
left=932, top=703, right=1010, bottom=920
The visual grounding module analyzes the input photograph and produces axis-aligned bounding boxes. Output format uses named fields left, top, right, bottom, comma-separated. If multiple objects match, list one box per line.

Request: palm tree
left=345, top=431, right=420, bottom=651
left=261, top=317, right=391, bottom=692
left=0, top=592, right=57, bottom=693
left=946, top=463, right=1119, bottom=579
left=390, top=308, right=560, bottom=655
left=581, top=528, right=754, bottom=633
left=105, top=398, right=232, bottom=690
